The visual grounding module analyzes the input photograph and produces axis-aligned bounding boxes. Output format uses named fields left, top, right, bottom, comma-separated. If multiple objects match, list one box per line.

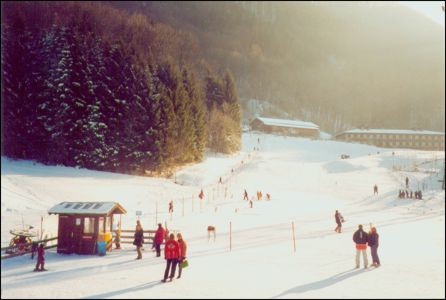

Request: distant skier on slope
left=334, top=210, right=344, bottom=233
left=243, top=189, right=248, bottom=201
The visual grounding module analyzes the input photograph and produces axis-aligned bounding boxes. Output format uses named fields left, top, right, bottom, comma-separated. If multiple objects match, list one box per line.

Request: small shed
left=48, top=201, right=127, bottom=254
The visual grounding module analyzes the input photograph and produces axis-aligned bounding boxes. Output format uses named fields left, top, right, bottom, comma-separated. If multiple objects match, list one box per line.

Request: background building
left=250, top=117, right=320, bottom=138
left=335, top=129, right=445, bottom=151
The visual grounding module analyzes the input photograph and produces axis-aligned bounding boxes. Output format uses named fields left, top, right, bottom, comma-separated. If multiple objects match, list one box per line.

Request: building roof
left=48, top=202, right=127, bottom=215
left=253, top=117, right=319, bottom=130
left=338, top=129, right=445, bottom=136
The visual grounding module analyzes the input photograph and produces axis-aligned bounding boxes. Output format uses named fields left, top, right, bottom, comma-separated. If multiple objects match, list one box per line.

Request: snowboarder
left=34, top=244, right=46, bottom=271
left=405, top=177, right=409, bottom=188
left=373, top=184, right=378, bottom=195
left=243, top=189, right=248, bottom=201
left=176, top=233, right=187, bottom=279
left=133, top=220, right=144, bottom=259
left=353, top=224, right=369, bottom=268
left=334, top=210, right=343, bottom=233
left=154, top=223, right=166, bottom=257
left=162, top=233, right=180, bottom=282
left=368, top=227, right=380, bottom=267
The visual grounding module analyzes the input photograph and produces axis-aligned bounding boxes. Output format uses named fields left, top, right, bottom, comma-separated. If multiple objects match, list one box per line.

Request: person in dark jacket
left=353, top=224, right=369, bottom=268
left=368, top=227, right=380, bottom=267
left=334, top=210, right=343, bottom=233
left=162, top=233, right=180, bottom=282
left=34, top=244, right=46, bottom=271
left=133, top=220, right=144, bottom=259
left=154, top=223, right=166, bottom=257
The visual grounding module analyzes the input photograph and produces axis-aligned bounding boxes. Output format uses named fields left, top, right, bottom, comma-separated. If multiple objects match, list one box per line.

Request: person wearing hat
left=352, top=224, right=369, bottom=268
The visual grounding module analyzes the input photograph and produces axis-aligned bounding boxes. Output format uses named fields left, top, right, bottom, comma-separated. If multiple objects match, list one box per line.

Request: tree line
left=1, top=2, right=241, bottom=175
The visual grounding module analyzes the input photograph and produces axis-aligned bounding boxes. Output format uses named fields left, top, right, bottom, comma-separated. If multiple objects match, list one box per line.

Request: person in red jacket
left=176, top=233, right=187, bottom=279
left=153, top=223, right=166, bottom=257
left=162, top=233, right=180, bottom=282
left=34, top=244, right=46, bottom=271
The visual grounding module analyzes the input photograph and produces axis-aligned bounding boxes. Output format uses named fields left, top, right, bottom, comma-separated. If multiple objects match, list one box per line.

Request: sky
left=399, top=1, right=445, bottom=26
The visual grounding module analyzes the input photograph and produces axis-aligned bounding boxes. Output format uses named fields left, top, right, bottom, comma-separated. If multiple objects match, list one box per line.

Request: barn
left=250, top=117, right=320, bottom=138
left=48, top=201, right=127, bottom=255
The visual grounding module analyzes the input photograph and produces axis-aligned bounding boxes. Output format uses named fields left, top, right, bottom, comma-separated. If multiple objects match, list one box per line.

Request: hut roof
left=48, top=201, right=127, bottom=215
left=253, top=117, right=319, bottom=130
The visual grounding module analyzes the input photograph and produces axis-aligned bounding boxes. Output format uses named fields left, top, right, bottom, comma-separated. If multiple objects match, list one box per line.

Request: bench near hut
left=48, top=201, right=126, bottom=255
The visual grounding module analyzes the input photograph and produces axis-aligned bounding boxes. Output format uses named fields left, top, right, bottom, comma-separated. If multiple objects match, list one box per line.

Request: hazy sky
left=399, top=1, right=445, bottom=26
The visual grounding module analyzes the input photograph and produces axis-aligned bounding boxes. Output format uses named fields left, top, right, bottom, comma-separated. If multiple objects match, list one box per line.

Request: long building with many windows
left=335, top=129, right=445, bottom=151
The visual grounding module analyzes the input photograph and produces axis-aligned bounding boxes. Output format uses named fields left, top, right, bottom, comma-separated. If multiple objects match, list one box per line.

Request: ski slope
left=1, top=132, right=445, bottom=298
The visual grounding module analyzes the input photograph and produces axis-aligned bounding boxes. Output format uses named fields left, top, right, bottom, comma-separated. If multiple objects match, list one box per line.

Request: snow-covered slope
left=1, top=132, right=444, bottom=298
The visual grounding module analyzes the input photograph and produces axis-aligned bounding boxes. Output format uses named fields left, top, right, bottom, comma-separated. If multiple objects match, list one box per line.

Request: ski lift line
left=1, top=185, right=46, bottom=203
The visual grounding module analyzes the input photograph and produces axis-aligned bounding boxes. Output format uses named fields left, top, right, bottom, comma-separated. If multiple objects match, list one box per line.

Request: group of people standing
left=398, top=189, right=422, bottom=199
left=133, top=221, right=188, bottom=282
left=353, top=224, right=380, bottom=268
left=334, top=211, right=381, bottom=268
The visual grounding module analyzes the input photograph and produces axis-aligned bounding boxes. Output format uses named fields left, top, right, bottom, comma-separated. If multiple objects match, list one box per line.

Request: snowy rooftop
left=339, top=129, right=445, bottom=136
left=254, top=117, right=319, bottom=130
left=48, top=201, right=127, bottom=215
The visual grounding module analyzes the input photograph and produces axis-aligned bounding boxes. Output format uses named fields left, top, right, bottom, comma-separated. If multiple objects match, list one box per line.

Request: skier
left=34, top=244, right=47, bottom=271
left=266, top=193, right=271, bottom=201
left=405, top=177, right=409, bottom=188
left=334, top=210, right=343, bottom=233
left=168, top=201, right=174, bottom=213
left=368, top=227, right=380, bottom=267
left=353, top=224, right=369, bottom=268
left=243, top=189, right=248, bottom=201
left=199, top=189, right=204, bottom=200
left=219, top=176, right=222, bottom=184
left=373, top=184, right=378, bottom=195
left=133, top=220, right=144, bottom=259
left=176, top=233, right=187, bottom=279
left=154, top=223, right=166, bottom=257
left=162, top=233, right=180, bottom=282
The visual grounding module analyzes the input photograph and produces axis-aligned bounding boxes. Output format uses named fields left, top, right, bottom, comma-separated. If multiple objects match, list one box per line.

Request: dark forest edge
left=1, top=2, right=241, bottom=176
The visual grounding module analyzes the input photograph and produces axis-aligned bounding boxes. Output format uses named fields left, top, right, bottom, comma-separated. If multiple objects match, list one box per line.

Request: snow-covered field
left=1, top=132, right=445, bottom=298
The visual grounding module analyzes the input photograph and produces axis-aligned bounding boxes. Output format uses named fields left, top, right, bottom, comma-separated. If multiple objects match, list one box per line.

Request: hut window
left=73, top=203, right=83, bottom=209
left=93, top=203, right=104, bottom=209
left=64, top=203, right=73, bottom=208
left=83, top=203, right=94, bottom=209
left=98, top=217, right=104, bottom=233
left=105, top=216, right=111, bottom=232
left=84, top=217, right=95, bottom=234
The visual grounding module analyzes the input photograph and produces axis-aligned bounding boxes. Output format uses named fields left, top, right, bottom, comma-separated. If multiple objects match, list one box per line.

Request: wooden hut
left=48, top=201, right=126, bottom=254
left=250, top=117, right=320, bottom=138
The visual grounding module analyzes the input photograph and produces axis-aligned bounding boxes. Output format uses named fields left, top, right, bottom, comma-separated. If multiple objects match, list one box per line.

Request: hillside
left=1, top=132, right=445, bottom=298
left=113, top=1, right=445, bottom=133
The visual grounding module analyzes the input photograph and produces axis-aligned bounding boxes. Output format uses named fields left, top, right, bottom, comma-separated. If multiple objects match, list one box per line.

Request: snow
left=1, top=132, right=445, bottom=298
